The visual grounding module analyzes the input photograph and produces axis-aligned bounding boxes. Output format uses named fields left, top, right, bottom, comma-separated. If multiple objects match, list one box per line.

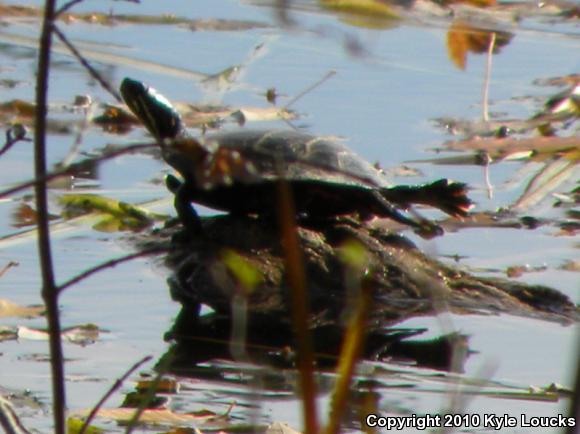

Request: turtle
left=120, top=77, right=472, bottom=237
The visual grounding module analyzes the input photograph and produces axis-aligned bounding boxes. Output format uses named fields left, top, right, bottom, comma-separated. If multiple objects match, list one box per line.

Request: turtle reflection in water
left=147, top=216, right=578, bottom=371
left=120, top=77, right=473, bottom=238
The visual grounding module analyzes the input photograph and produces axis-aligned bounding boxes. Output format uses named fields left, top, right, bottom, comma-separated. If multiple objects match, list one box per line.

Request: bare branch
left=57, top=246, right=168, bottom=294
left=35, top=0, right=66, bottom=432
left=0, top=142, right=156, bottom=201
left=0, top=125, right=31, bottom=159
left=0, top=395, right=32, bottom=434
left=79, top=356, right=153, bottom=434
left=53, top=25, right=122, bottom=102
left=124, top=351, right=174, bottom=434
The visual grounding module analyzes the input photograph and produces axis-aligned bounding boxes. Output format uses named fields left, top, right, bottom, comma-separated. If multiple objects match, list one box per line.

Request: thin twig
left=35, top=0, right=66, bottom=433
left=0, top=126, right=32, bottom=159
left=52, top=25, right=122, bottom=102
left=277, top=179, right=318, bottom=434
left=79, top=356, right=152, bottom=434
left=482, top=32, right=496, bottom=122
left=0, top=261, right=18, bottom=278
left=478, top=151, right=494, bottom=200
left=567, top=337, right=580, bottom=434
left=324, top=272, right=372, bottom=434
left=0, top=396, right=32, bottom=434
left=124, top=350, right=175, bottom=434
left=57, top=246, right=169, bottom=294
left=284, top=70, right=336, bottom=109
left=0, top=143, right=155, bottom=201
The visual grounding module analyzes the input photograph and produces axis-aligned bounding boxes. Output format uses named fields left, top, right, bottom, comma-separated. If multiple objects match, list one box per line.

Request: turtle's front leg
left=166, top=174, right=202, bottom=234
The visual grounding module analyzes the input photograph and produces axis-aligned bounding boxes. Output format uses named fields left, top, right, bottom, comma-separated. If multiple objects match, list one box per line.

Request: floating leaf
left=69, top=408, right=227, bottom=427
left=62, top=324, right=102, bottom=345
left=531, top=83, right=580, bottom=131
left=0, top=299, right=44, bottom=318
left=120, top=391, right=168, bottom=409
left=67, top=417, right=104, bottom=434
left=0, top=325, right=18, bottom=342
left=0, top=99, right=36, bottom=118
left=266, top=422, right=303, bottom=434
left=319, top=0, right=398, bottom=19
left=11, top=203, right=59, bottom=228
left=11, top=204, right=37, bottom=227
left=506, top=264, right=547, bottom=278
left=13, top=324, right=102, bottom=345
left=511, top=158, right=577, bottom=211
left=318, top=0, right=399, bottom=29
left=0, top=4, right=39, bottom=18
left=439, top=0, right=496, bottom=6
left=445, top=136, right=580, bottom=159
left=16, top=326, right=50, bottom=340
left=559, top=260, right=580, bottom=272
left=93, top=104, right=139, bottom=133
left=136, top=378, right=179, bottom=394
left=59, top=194, right=167, bottom=232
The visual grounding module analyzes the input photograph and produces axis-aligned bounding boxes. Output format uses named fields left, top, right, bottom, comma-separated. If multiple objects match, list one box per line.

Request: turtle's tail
left=381, top=179, right=473, bottom=218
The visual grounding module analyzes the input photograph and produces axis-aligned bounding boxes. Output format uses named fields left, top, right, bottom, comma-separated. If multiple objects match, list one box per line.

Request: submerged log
left=139, top=215, right=578, bottom=369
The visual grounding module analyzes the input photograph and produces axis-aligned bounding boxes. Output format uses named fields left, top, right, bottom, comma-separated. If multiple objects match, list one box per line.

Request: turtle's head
left=120, top=77, right=182, bottom=142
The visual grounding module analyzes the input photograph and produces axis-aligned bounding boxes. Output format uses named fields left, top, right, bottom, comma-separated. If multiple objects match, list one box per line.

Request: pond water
left=0, top=0, right=578, bottom=432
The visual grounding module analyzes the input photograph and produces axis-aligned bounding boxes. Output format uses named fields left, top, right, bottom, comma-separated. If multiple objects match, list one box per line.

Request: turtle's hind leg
left=166, top=174, right=202, bottom=234
left=382, top=179, right=473, bottom=217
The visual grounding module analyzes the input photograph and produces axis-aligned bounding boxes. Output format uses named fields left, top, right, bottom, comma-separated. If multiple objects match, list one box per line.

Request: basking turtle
left=120, top=77, right=472, bottom=237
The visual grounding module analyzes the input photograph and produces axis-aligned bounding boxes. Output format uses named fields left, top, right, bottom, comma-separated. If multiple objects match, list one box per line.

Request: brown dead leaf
left=560, top=260, right=580, bottom=272
left=0, top=4, right=40, bottom=18
left=0, top=99, right=36, bottom=118
left=506, top=266, right=525, bottom=278
left=266, top=422, right=303, bottom=434
left=319, top=0, right=399, bottom=19
left=62, top=324, right=101, bottom=345
left=11, top=203, right=38, bottom=227
left=136, top=378, right=179, bottom=394
left=0, top=299, right=44, bottom=318
left=11, top=203, right=59, bottom=228
left=93, top=104, right=140, bottom=134
left=446, top=21, right=512, bottom=70
left=69, top=408, right=224, bottom=426
left=447, top=22, right=470, bottom=70
left=440, top=0, right=496, bottom=6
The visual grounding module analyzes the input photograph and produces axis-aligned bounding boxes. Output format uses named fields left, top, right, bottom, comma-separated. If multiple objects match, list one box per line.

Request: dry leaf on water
left=0, top=299, right=44, bottom=318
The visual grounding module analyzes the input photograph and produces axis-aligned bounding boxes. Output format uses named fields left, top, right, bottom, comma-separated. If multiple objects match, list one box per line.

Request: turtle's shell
left=163, top=129, right=399, bottom=218
left=164, top=129, right=387, bottom=190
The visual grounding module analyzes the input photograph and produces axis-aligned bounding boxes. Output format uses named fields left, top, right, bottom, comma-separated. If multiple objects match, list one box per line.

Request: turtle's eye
left=120, top=77, right=182, bottom=141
